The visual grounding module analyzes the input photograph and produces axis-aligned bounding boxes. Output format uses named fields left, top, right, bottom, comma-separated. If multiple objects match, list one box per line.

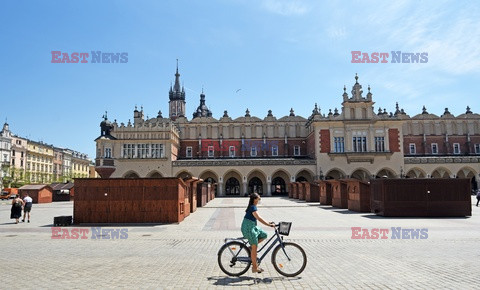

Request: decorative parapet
left=405, top=156, right=480, bottom=164
left=172, top=158, right=316, bottom=167
left=328, top=152, right=394, bottom=164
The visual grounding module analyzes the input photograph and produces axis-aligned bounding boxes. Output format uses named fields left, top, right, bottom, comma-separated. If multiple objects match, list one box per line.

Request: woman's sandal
left=252, top=267, right=264, bottom=273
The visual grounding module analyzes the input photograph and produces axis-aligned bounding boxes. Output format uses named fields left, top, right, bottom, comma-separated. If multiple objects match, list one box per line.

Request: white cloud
left=326, top=26, right=347, bottom=40
left=360, top=1, right=480, bottom=75
left=261, top=0, right=309, bottom=16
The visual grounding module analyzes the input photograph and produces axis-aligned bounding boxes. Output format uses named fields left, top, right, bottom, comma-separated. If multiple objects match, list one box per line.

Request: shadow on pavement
left=0, top=222, right=20, bottom=225
left=38, top=223, right=170, bottom=227
left=363, top=215, right=470, bottom=220
left=207, top=276, right=301, bottom=286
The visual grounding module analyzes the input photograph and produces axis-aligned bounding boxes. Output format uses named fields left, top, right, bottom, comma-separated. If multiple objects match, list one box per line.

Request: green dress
left=241, top=205, right=267, bottom=245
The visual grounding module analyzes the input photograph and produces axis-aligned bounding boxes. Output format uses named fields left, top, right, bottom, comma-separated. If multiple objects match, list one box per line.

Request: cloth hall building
left=94, top=66, right=480, bottom=196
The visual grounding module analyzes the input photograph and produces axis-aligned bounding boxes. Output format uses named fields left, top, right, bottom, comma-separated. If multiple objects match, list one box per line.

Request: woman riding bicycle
left=241, top=192, right=275, bottom=273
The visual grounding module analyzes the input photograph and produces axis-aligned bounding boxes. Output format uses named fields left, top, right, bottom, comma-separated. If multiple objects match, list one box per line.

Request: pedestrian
left=10, top=195, right=24, bottom=224
left=476, top=190, right=480, bottom=207
left=22, top=193, right=33, bottom=222
left=241, top=192, right=275, bottom=274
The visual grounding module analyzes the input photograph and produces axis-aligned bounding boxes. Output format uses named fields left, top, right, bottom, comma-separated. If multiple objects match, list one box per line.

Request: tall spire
left=174, top=58, right=181, bottom=92
left=169, top=59, right=186, bottom=120
left=169, top=60, right=186, bottom=101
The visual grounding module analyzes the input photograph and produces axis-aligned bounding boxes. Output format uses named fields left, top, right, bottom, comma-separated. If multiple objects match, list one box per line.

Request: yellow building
left=71, top=151, right=90, bottom=178
left=26, top=141, right=54, bottom=183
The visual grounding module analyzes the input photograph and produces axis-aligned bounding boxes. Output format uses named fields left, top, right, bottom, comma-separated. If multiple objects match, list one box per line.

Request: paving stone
left=0, top=196, right=479, bottom=289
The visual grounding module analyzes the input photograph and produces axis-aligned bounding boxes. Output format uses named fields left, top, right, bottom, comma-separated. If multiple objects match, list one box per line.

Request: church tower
left=169, top=60, right=186, bottom=120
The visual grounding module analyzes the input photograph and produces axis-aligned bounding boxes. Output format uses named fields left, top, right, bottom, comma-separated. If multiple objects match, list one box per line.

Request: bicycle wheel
left=218, top=241, right=251, bottom=276
left=271, top=242, right=307, bottom=277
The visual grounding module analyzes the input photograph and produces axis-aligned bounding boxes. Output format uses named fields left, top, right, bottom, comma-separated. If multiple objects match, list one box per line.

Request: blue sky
left=1, top=0, right=479, bottom=160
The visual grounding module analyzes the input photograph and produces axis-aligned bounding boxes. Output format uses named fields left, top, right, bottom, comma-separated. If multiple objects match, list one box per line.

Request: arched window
left=248, top=177, right=263, bottom=195
left=225, top=177, right=240, bottom=196
left=271, top=177, right=286, bottom=195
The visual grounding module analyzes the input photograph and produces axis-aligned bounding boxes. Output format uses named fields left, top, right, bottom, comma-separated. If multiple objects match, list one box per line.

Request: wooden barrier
left=73, top=178, right=189, bottom=224
left=197, top=182, right=208, bottom=207
left=292, top=183, right=299, bottom=199
left=318, top=180, right=333, bottom=205
left=330, top=180, right=348, bottom=209
left=18, top=185, right=53, bottom=204
left=298, top=182, right=305, bottom=200
left=305, top=182, right=320, bottom=202
left=346, top=179, right=371, bottom=212
left=184, top=178, right=200, bottom=214
left=371, top=178, right=471, bottom=217
left=288, top=183, right=293, bottom=198
left=51, top=183, right=75, bottom=202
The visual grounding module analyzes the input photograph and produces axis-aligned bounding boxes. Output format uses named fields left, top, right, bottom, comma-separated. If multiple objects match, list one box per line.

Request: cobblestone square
left=1, top=196, right=479, bottom=289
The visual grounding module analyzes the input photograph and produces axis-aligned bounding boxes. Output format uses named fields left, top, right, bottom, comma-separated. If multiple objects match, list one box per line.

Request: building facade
left=0, top=121, right=91, bottom=186
left=94, top=68, right=480, bottom=196
left=53, top=148, right=64, bottom=181
left=71, top=150, right=90, bottom=178
left=0, top=123, right=13, bottom=190
left=26, top=141, right=55, bottom=184
left=11, top=135, right=28, bottom=184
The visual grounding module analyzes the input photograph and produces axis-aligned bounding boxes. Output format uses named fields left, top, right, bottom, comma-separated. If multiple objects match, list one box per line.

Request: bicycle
left=217, top=222, right=307, bottom=277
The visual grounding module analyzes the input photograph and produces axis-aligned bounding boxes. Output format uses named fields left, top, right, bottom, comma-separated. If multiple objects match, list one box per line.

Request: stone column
left=243, top=181, right=248, bottom=196
left=218, top=181, right=224, bottom=197
left=267, top=181, right=272, bottom=196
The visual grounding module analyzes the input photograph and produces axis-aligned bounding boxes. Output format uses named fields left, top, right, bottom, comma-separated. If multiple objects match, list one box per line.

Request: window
left=294, top=145, right=300, bottom=156
left=123, top=144, right=135, bottom=158
left=431, top=143, right=438, bottom=154
left=475, top=144, right=480, bottom=154
left=105, top=148, right=112, bottom=158
left=11, top=159, right=15, bottom=166
left=251, top=146, right=257, bottom=157
left=272, top=145, right=278, bottom=156
left=453, top=143, right=460, bottom=154
left=137, top=144, right=149, bottom=158
left=208, top=146, right=214, bottom=158
left=374, top=137, right=385, bottom=152
left=353, top=136, right=367, bottom=152
left=12, top=150, right=15, bottom=156
left=409, top=143, right=416, bottom=154
left=3, top=154, right=6, bottom=162
left=21, top=152, right=24, bottom=158
left=151, top=144, right=164, bottom=158
left=20, top=160, right=23, bottom=167
left=186, top=146, right=192, bottom=158
left=334, top=137, right=345, bottom=153
left=229, top=146, right=235, bottom=157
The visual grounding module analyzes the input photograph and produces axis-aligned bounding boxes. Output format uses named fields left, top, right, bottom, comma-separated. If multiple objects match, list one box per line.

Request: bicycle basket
left=278, top=222, right=292, bottom=236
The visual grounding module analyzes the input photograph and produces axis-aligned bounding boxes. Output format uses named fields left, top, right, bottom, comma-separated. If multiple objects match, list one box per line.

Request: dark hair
left=245, top=192, right=260, bottom=212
